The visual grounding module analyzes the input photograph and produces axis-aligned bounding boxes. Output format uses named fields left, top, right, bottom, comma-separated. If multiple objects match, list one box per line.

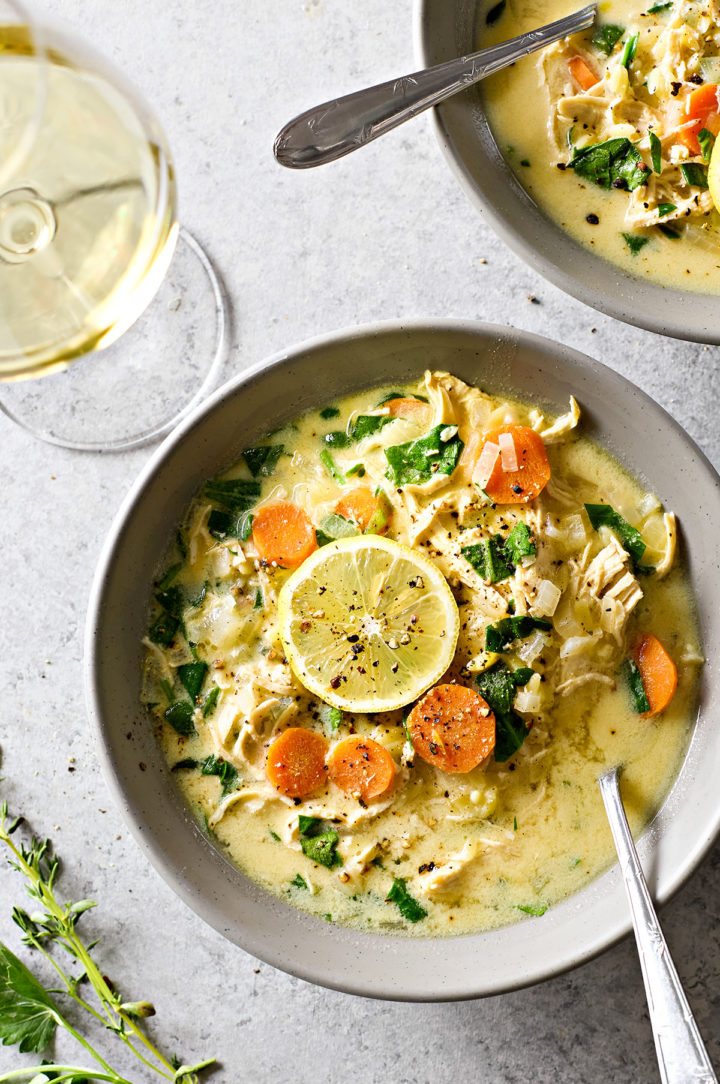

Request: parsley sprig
left=0, top=801, right=215, bottom=1083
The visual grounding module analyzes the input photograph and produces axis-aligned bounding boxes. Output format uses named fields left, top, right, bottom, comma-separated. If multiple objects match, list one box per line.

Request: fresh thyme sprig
left=0, top=800, right=215, bottom=1083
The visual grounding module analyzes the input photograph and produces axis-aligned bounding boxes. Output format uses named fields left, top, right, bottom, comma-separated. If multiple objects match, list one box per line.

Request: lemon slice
left=278, top=535, right=460, bottom=713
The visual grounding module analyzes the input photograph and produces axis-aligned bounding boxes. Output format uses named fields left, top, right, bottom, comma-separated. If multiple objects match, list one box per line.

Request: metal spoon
left=598, top=767, right=717, bottom=1084
left=274, top=4, right=596, bottom=169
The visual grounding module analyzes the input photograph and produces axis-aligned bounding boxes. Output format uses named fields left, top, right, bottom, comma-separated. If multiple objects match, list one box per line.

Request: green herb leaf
left=301, top=830, right=342, bottom=869
left=269, top=829, right=281, bottom=842
left=681, top=162, right=709, bottom=188
left=291, top=874, right=308, bottom=890
left=461, top=537, right=514, bottom=584
left=157, top=563, right=182, bottom=591
left=323, top=430, right=350, bottom=449
left=385, top=424, right=464, bottom=486
left=657, top=202, right=677, bottom=217
left=243, top=445, right=283, bottom=477
left=316, top=513, right=360, bottom=546
left=148, top=611, right=180, bottom=648
left=484, top=616, right=552, bottom=653
left=320, top=705, right=343, bottom=733
left=649, top=130, right=662, bottom=173
left=178, top=661, right=208, bottom=702
left=346, top=463, right=366, bottom=478
left=658, top=222, right=681, bottom=239
left=204, top=478, right=261, bottom=512
left=622, top=232, right=650, bottom=254
left=350, top=415, right=394, bottom=441
left=486, top=0, right=505, bottom=24
left=202, top=686, right=220, bottom=717
left=207, top=507, right=254, bottom=542
left=698, top=127, right=716, bottom=163
left=516, top=903, right=547, bottom=916
left=647, top=1, right=672, bottom=11
left=0, top=942, right=59, bottom=1053
left=164, top=700, right=196, bottom=737
left=476, top=661, right=536, bottom=762
left=584, top=503, right=646, bottom=565
left=386, top=878, right=427, bottom=922
left=319, top=448, right=345, bottom=485
left=572, top=137, right=649, bottom=191
left=592, top=24, right=624, bottom=54
left=253, top=588, right=263, bottom=610
left=319, top=406, right=340, bottom=419
left=298, top=815, right=321, bottom=836
left=171, top=758, right=199, bottom=772
left=200, top=755, right=239, bottom=797
left=623, top=658, right=651, bottom=713
left=504, top=522, right=537, bottom=564
left=620, top=31, right=639, bottom=69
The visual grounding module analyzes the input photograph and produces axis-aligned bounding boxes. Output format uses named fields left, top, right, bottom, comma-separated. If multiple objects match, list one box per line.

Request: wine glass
left=0, top=1, right=226, bottom=451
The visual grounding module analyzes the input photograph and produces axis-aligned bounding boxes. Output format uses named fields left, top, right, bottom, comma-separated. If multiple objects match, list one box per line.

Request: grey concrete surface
left=1, top=2, right=719, bottom=1082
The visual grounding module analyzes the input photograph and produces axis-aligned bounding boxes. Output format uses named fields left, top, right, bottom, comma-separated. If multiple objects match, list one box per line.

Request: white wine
left=0, top=26, right=177, bottom=379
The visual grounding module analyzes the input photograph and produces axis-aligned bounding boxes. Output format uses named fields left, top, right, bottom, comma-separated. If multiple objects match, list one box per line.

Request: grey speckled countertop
left=1, top=2, right=719, bottom=1082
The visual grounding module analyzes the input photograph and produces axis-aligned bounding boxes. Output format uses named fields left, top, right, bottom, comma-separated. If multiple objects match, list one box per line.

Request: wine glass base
left=0, top=227, right=227, bottom=452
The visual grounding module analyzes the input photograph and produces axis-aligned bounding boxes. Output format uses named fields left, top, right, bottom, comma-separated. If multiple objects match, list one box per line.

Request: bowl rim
left=413, top=0, right=720, bottom=345
left=85, top=317, right=720, bottom=1001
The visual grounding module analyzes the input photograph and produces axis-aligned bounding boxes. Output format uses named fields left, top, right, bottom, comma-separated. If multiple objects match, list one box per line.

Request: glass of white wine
left=0, top=1, right=226, bottom=450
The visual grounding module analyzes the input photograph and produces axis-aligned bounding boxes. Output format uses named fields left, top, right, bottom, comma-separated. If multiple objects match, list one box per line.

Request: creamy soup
left=141, top=372, right=701, bottom=936
left=479, top=0, right=720, bottom=290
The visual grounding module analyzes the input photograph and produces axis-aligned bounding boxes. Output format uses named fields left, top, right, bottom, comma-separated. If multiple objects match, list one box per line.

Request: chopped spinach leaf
left=622, top=232, right=650, bottom=254
left=649, top=130, right=662, bottom=173
left=365, top=490, right=393, bottom=535
left=516, top=903, right=547, bottom=916
left=623, top=658, right=651, bottom=713
left=592, top=24, right=624, bottom=55
left=620, top=31, right=639, bottom=69
left=584, top=503, right=646, bottom=566
left=202, top=686, right=220, bottom=717
left=301, top=830, right=342, bottom=869
left=187, top=581, right=207, bottom=608
left=476, top=661, right=535, bottom=762
left=160, top=678, right=174, bottom=703
left=148, top=611, right=180, bottom=648
left=298, top=815, right=321, bottom=836
left=254, top=587, right=263, bottom=609
left=462, top=537, right=514, bottom=584
left=485, top=615, right=552, bottom=653
left=200, top=754, right=239, bottom=796
left=351, top=414, right=394, bottom=441
left=657, top=202, right=677, bottom=217
left=163, top=700, right=195, bottom=737
left=386, top=878, right=427, bottom=922
left=658, top=222, right=681, bottom=239
left=647, top=1, right=672, bottom=11
left=204, top=478, right=261, bottom=512
left=319, top=406, right=340, bottom=419
left=157, top=562, right=182, bottom=591
left=320, top=705, right=343, bottom=733
left=243, top=445, right=283, bottom=477
left=698, top=127, right=716, bottom=162
left=291, top=874, right=309, bottom=890
left=681, top=162, right=709, bottom=189
left=319, top=448, right=345, bottom=484
left=178, top=660, right=208, bottom=702
left=572, top=137, right=648, bottom=191
left=385, top=424, right=464, bottom=486
left=323, top=430, right=350, bottom=449
left=155, top=585, right=183, bottom=618
left=316, top=512, right=360, bottom=547
left=171, top=758, right=198, bottom=772
left=269, top=829, right=281, bottom=842
left=207, top=507, right=254, bottom=542
left=504, top=522, right=537, bottom=564
left=346, top=462, right=366, bottom=478
left=485, top=0, right=505, bottom=24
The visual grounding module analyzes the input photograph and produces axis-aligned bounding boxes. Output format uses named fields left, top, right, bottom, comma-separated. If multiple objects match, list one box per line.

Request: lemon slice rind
left=278, top=535, right=460, bottom=713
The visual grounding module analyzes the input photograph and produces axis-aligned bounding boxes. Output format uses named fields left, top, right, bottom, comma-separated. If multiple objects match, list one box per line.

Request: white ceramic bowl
left=85, top=320, right=720, bottom=1001
left=415, top=2, right=720, bottom=344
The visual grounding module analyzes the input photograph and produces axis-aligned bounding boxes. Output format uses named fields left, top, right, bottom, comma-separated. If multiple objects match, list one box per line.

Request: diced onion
left=514, top=688, right=542, bottom=714
left=637, top=492, right=662, bottom=518
left=559, top=634, right=596, bottom=659
left=532, top=579, right=562, bottom=617
left=473, top=441, right=500, bottom=488
left=498, top=431, right=518, bottom=472
left=458, top=430, right=481, bottom=476
left=517, top=629, right=548, bottom=663
left=563, top=513, right=587, bottom=548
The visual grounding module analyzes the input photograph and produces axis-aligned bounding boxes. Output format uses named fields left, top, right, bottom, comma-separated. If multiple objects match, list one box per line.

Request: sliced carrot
left=252, top=501, right=317, bottom=568
left=327, top=735, right=396, bottom=801
left=266, top=727, right=329, bottom=798
left=384, top=397, right=432, bottom=424
left=335, top=487, right=391, bottom=533
left=678, top=84, right=720, bottom=155
left=634, top=633, right=677, bottom=717
left=569, top=56, right=600, bottom=92
left=481, top=425, right=551, bottom=504
left=407, top=684, right=496, bottom=774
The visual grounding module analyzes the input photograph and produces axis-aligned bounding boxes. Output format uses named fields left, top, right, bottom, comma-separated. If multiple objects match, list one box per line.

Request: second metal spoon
left=274, top=3, right=596, bottom=169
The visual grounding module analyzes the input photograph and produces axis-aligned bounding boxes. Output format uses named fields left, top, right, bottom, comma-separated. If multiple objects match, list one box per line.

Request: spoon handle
left=274, top=4, right=596, bottom=169
left=599, top=769, right=717, bottom=1084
